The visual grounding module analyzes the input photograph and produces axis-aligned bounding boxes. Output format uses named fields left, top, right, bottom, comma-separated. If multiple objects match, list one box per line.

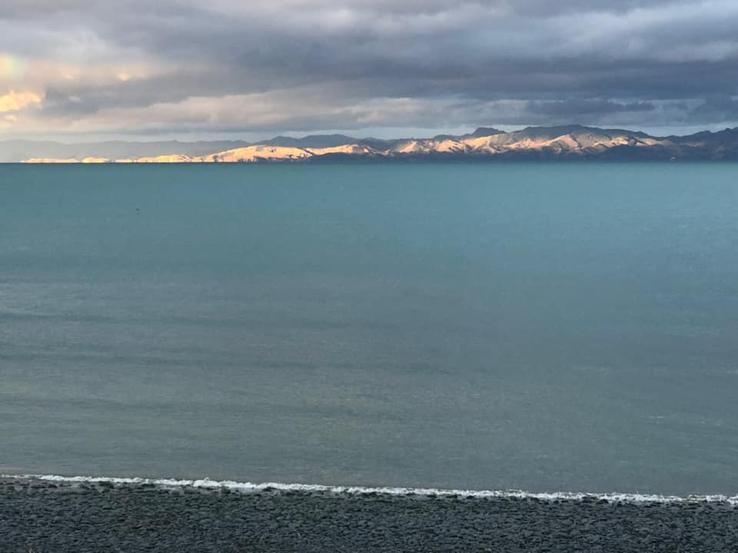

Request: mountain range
left=8, top=125, right=738, bottom=163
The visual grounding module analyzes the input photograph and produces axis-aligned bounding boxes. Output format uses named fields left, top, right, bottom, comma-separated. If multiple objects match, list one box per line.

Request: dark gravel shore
left=1, top=478, right=737, bottom=552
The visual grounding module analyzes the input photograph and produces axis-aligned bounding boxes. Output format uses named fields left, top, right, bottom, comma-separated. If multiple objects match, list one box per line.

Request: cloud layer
left=1, top=0, right=738, bottom=138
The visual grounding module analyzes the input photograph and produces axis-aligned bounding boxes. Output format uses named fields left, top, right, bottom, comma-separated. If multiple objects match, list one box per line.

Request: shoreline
left=3, top=473, right=738, bottom=505
left=2, top=476, right=737, bottom=552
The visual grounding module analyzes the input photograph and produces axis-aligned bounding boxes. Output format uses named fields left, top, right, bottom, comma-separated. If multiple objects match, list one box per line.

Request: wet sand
left=1, top=477, right=737, bottom=552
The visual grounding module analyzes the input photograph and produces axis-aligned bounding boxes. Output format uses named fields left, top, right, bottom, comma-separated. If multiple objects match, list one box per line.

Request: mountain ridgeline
left=10, top=125, right=738, bottom=163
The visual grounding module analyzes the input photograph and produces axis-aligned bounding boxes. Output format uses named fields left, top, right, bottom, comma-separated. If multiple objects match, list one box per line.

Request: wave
left=2, top=473, right=737, bottom=505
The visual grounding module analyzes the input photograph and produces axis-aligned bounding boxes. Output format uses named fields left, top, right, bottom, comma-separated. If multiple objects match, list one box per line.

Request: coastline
left=4, top=473, right=738, bottom=505
left=2, top=476, right=737, bottom=552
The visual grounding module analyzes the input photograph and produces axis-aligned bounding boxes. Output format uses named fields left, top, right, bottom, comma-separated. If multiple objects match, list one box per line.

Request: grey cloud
left=685, top=96, right=738, bottom=124
left=2, top=0, right=738, bottom=137
left=527, top=100, right=656, bottom=118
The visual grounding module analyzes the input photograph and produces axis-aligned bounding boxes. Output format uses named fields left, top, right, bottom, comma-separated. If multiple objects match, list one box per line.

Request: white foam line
left=3, top=473, right=737, bottom=505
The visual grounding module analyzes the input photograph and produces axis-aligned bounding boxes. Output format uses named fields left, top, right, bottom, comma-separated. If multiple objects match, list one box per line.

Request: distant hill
left=10, top=126, right=738, bottom=163
left=261, top=134, right=359, bottom=148
left=0, top=140, right=252, bottom=163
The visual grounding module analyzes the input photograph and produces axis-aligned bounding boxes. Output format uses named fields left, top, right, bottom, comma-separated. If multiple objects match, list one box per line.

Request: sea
left=2, top=163, right=738, bottom=497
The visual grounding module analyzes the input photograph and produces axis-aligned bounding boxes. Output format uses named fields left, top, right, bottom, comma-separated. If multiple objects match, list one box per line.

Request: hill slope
left=11, top=126, right=738, bottom=163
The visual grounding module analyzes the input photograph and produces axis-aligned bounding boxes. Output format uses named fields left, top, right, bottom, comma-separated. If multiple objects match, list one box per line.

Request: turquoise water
left=2, top=163, right=738, bottom=495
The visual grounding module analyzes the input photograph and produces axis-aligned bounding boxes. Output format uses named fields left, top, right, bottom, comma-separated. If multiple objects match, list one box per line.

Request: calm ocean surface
left=2, top=163, right=738, bottom=495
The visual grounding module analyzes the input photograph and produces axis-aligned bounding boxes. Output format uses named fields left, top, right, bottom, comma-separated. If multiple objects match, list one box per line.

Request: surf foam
left=2, top=474, right=737, bottom=505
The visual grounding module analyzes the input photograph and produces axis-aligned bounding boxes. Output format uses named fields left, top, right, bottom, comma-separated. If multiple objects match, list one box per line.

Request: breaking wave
left=3, top=473, right=737, bottom=505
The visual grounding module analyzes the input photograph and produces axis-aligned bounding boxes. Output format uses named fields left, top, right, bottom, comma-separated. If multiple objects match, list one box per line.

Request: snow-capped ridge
left=17, top=125, right=738, bottom=163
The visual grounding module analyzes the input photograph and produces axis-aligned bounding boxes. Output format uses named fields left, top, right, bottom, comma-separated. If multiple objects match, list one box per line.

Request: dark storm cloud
left=1, top=0, right=738, bottom=137
left=527, top=100, right=655, bottom=117
left=686, top=96, right=738, bottom=124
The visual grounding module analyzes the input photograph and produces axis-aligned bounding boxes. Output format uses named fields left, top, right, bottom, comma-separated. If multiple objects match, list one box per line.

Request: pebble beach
left=2, top=477, right=738, bottom=552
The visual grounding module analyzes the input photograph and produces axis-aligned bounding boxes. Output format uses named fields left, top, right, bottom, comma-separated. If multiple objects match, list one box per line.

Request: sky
left=1, top=0, right=738, bottom=142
